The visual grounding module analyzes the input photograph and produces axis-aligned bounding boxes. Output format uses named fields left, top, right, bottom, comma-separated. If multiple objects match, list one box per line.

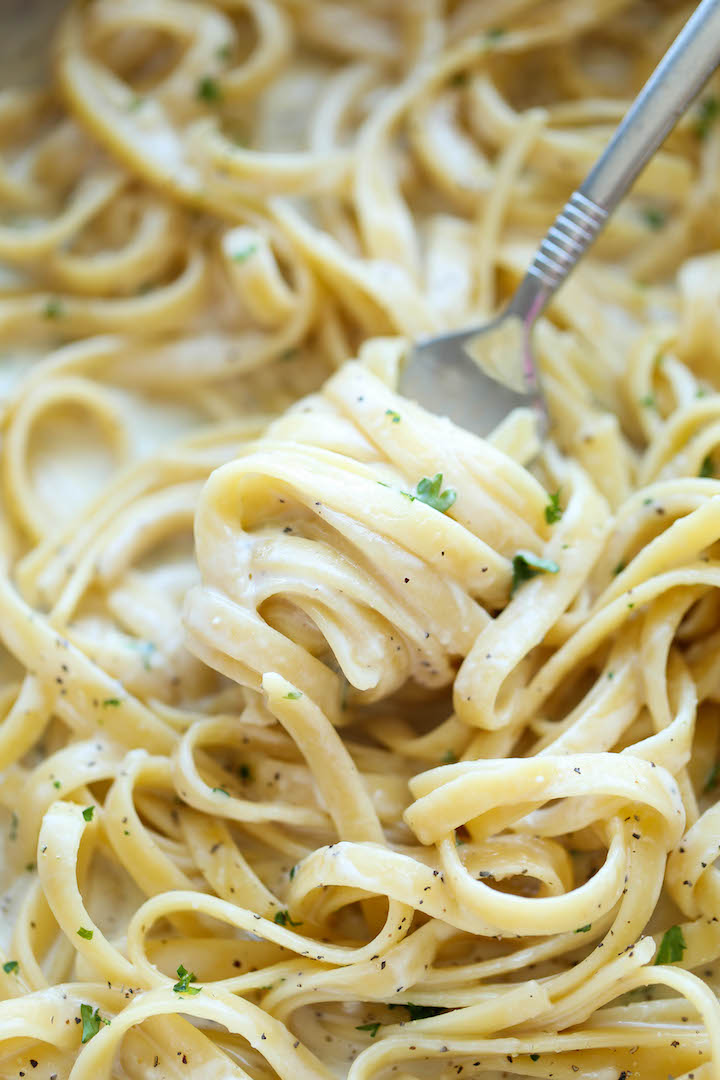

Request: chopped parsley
left=82, top=806, right=94, bottom=822
left=385, top=409, right=401, bottom=423
left=173, top=964, right=202, bottom=995
left=53, top=780, right=61, bottom=789
left=642, top=206, right=666, bottom=230
left=77, top=927, right=93, bottom=940
left=232, top=244, right=258, bottom=263
left=410, top=473, right=456, bottom=513
left=9, top=812, right=18, bottom=842
left=544, top=490, right=563, bottom=524
left=356, top=1022, right=381, bottom=1037
left=574, top=924, right=591, bottom=933
left=289, top=864, right=296, bottom=879
left=388, top=1002, right=446, bottom=1020
left=212, top=786, right=230, bottom=796
left=699, top=455, right=715, bottom=478
left=197, top=76, right=222, bottom=103
left=704, top=760, right=719, bottom=792
left=441, top=750, right=457, bottom=763
left=80, top=1004, right=109, bottom=1043
left=655, top=924, right=686, bottom=965
left=530, top=1053, right=540, bottom=1061
left=283, top=690, right=302, bottom=700
left=613, top=561, right=626, bottom=575
left=694, top=95, right=720, bottom=139
left=485, top=27, right=506, bottom=43
left=2, top=960, right=18, bottom=974
left=639, top=394, right=656, bottom=409
left=102, top=698, right=121, bottom=707
left=511, top=551, right=559, bottom=595
left=273, top=909, right=302, bottom=927
left=43, top=298, right=64, bottom=319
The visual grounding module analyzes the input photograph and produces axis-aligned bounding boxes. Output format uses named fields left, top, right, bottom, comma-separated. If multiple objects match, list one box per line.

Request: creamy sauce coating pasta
left=1, top=1, right=720, bottom=1078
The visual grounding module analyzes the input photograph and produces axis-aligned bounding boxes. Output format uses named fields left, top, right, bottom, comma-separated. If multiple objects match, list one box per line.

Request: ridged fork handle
left=510, top=0, right=720, bottom=326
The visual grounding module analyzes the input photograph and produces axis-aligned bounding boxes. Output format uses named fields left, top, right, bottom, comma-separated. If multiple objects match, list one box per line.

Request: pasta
left=1, top=0, right=720, bottom=1077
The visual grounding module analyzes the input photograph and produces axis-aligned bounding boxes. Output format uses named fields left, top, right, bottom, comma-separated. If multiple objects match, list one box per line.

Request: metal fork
left=401, top=0, right=720, bottom=436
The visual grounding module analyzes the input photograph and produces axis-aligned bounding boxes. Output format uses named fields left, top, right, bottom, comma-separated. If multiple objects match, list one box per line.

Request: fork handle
left=510, top=0, right=720, bottom=322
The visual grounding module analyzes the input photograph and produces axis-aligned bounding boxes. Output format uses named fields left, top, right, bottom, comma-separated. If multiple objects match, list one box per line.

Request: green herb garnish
left=43, top=298, right=64, bottom=319
left=173, top=964, right=202, bottom=995
left=197, top=76, right=222, bottom=103
left=82, top=806, right=94, bottom=822
left=699, top=455, right=715, bottom=478
left=485, top=27, right=506, bottom=43
left=511, top=551, right=559, bottom=595
left=102, top=698, right=121, bottom=707
left=388, top=1002, right=446, bottom=1021
left=411, top=473, right=456, bottom=513
left=704, top=761, right=719, bottom=792
left=655, top=924, right=686, bottom=965
left=642, top=207, right=666, bottom=230
left=694, top=95, right=720, bottom=139
left=385, top=409, right=401, bottom=423
left=232, top=244, right=258, bottom=263
left=2, top=960, right=18, bottom=974
left=441, top=750, right=457, bottom=763
left=77, top=927, right=93, bottom=940
left=273, top=909, right=302, bottom=927
left=356, top=1022, right=381, bottom=1037
left=574, top=924, right=591, bottom=933
left=80, top=1004, right=110, bottom=1043
left=283, top=691, right=302, bottom=700
left=212, top=787, right=230, bottom=796
left=544, top=490, right=563, bottom=524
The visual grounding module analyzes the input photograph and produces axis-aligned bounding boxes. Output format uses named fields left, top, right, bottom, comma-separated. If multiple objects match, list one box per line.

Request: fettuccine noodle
left=1, top=1, right=720, bottom=1078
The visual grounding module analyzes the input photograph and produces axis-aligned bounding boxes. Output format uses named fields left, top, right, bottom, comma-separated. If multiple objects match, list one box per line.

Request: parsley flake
left=640, top=394, right=656, bottom=409
left=82, top=806, right=94, bottom=822
left=173, top=964, right=202, bottom=995
left=642, top=206, right=666, bottom=230
left=212, top=787, right=230, bottom=797
left=411, top=473, right=456, bottom=513
left=77, top=927, right=93, bottom=940
left=283, top=690, right=302, bottom=700
left=232, top=244, right=258, bottom=263
left=385, top=409, right=401, bottom=423
left=574, top=924, right=591, bottom=933
left=704, top=761, right=719, bottom=792
left=356, top=1022, right=380, bottom=1037
left=544, top=490, right=563, bottom=524
left=485, top=27, right=506, bottom=43
left=273, top=909, right=302, bottom=927
left=699, top=455, right=715, bottom=478
left=388, top=1003, right=446, bottom=1021
left=655, top=924, right=686, bottom=965
left=197, top=76, right=221, bottom=103
left=511, top=551, right=559, bottom=595
left=102, top=698, right=121, bottom=708
left=2, top=960, right=18, bottom=974
left=80, top=1004, right=109, bottom=1043
left=43, top=298, right=64, bottom=319
left=441, top=750, right=457, bottom=763
left=694, top=95, right=720, bottom=139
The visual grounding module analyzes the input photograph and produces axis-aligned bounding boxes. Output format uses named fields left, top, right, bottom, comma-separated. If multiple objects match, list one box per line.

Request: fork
left=400, top=0, right=720, bottom=437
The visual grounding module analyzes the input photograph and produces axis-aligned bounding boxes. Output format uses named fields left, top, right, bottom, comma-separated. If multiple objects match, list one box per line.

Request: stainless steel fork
left=401, top=0, right=720, bottom=436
